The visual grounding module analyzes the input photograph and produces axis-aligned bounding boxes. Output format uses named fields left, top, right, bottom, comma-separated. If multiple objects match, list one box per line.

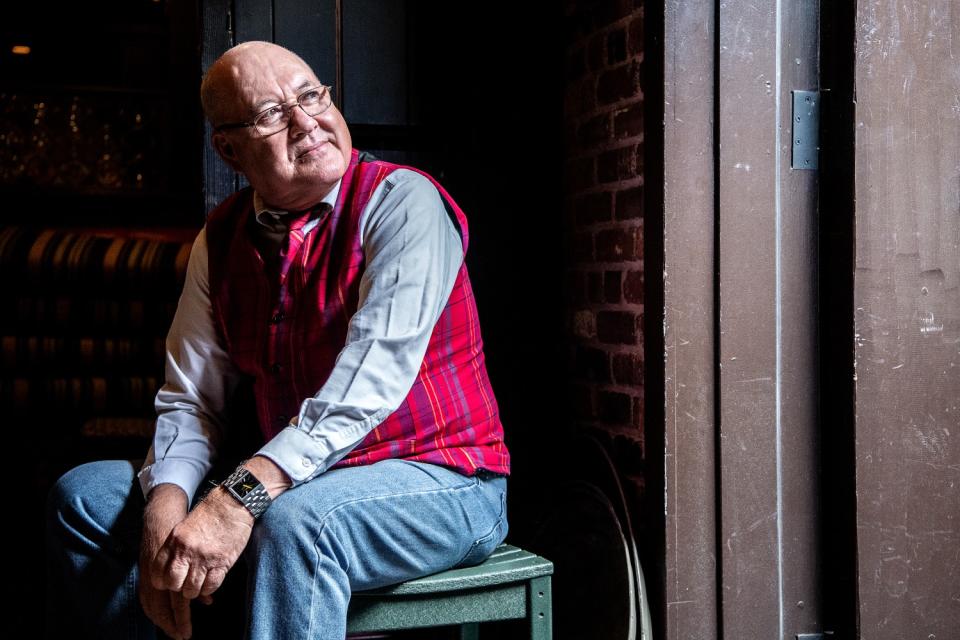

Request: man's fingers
left=180, top=565, right=207, bottom=600
left=200, top=567, right=229, bottom=597
left=153, top=551, right=190, bottom=592
left=169, top=591, right=193, bottom=639
left=149, top=545, right=172, bottom=589
left=139, top=582, right=183, bottom=640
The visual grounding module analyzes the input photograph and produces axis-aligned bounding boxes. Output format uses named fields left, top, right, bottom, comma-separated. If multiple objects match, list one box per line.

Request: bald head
left=202, top=40, right=351, bottom=211
left=200, top=41, right=314, bottom=126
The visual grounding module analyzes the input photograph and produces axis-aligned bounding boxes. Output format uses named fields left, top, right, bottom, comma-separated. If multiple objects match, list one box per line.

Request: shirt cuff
left=137, top=458, right=208, bottom=504
left=255, top=409, right=390, bottom=485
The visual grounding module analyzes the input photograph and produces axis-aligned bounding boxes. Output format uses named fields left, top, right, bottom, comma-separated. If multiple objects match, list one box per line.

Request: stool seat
left=347, top=544, right=554, bottom=639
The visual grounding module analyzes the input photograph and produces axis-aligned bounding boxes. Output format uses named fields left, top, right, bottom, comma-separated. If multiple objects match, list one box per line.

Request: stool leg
left=527, top=576, right=553, bottom=640
left=459, top=622, right=480, bottom=640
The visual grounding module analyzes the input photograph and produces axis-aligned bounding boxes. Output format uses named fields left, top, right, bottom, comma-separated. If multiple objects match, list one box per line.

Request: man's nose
left=288, top=104, right=317, bottom=136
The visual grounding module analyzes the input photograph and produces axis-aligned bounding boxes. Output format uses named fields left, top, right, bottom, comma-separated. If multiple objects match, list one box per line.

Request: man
left=46, top=41, right=509, bottom=640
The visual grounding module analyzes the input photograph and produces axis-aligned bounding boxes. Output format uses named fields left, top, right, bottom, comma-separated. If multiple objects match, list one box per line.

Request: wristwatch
left=220, top=461, right=272, bottom=519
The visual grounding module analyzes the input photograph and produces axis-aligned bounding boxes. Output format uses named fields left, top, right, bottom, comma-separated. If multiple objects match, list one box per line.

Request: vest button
left=272, top=362, right=283, bottom=373
left=277, top=415, right=288, bottom=425
left=270, top=312, right=284, bottom=324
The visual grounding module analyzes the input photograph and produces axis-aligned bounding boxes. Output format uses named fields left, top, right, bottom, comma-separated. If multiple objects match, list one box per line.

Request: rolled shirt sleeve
left=255, top=168, right=464, bottom=485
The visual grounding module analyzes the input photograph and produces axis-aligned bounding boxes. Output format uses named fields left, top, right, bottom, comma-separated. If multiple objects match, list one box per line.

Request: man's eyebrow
left=250, top=81, right=317, bottom=113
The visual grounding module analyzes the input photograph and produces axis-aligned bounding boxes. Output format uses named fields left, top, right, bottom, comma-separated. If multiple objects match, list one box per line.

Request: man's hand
left=149, top=457, right=290, bottom=601
left=140, top=458, right=291, bottom=638
left=139, top=484, right=202, bottom=640
left=149, top=486, right=255, bottom=602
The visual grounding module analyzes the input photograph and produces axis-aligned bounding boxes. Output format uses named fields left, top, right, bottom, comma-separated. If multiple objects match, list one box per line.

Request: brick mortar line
left=564, top=140, right=646, bottom=158
left=563, top=101, right=646, bottom=124
left=575, top=421, right=645, bottom=435
left=565, top=264, right=646, bottom=271
left=566, top=184, right=645, bottom=196
left=571, top=225, right=644, bottom=232
left=568, top=307, right=646, bottom=315
left=564, top=18, right=647, bottom=51
left=564, top=173, right=646, bottom=186
left=563, top=135, right=643, bottom=147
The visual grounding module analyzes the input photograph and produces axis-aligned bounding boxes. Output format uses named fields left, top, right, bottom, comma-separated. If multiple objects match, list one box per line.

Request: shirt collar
left=252, top=178, right=342, bottom=232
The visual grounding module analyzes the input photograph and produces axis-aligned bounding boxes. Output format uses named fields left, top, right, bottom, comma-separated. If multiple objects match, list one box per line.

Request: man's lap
left=50, top=457, right=507, bottom=586
left=249, top=458, right=508, bottom=589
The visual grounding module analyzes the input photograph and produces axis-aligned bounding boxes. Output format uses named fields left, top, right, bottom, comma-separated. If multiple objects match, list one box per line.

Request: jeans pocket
left=456, top=488, right=507, bottom=568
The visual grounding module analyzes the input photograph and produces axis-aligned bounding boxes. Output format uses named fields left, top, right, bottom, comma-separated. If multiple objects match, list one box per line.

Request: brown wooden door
left=852, top=2, right=960, bottom=637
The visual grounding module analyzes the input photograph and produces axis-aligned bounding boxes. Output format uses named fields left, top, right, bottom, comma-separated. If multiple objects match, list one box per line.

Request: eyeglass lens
left=255, top=87, right=331, bottom=134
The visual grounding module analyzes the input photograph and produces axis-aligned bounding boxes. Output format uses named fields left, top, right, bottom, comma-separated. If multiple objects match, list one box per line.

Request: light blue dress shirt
left=136, top=168, right=464, bottom=502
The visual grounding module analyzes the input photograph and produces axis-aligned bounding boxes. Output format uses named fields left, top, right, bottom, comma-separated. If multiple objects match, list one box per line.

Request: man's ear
left=211, top=131, right=244, bottom=173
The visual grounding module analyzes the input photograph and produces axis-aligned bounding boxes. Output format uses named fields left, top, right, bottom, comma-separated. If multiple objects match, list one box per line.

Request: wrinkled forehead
left=228, top=49, right=321, bottom=111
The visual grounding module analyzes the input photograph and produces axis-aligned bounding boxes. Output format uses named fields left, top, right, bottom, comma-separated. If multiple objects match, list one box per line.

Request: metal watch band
left=221, top=462, right=272, bottom=519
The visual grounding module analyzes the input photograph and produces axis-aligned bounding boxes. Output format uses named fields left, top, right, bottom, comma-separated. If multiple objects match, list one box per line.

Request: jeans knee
left=47, top=462, right=98, bottom=529
left=46, top=461, right=136, bottom=540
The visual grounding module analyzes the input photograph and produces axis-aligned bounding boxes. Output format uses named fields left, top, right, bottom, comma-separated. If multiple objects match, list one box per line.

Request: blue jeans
left=46, top=458, right=508, bottom=639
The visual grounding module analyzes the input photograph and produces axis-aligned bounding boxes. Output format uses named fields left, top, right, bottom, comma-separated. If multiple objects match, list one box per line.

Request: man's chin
left=300, top=158, right=346, bottom=185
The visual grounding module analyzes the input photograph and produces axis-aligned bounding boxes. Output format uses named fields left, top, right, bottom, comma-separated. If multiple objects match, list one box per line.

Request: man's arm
left=137, top=228, right=248, bottom=638
left=138, top=227, right=244, bottom=503
left=253, top=168, right=464, bottom=487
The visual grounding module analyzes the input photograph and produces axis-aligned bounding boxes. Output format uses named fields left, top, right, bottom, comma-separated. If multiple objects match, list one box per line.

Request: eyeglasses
left=214, top=85, right=333, bottom=136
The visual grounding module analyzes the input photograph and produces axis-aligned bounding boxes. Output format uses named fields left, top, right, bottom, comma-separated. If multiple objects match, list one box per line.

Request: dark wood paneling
left=234, top=0, right=272, bottom=43
left=853, top=1, right=960, bottom=636
left=661, top=1, right=718, bottom=639
left=273, top=0, right=337, bottom=89
left=201, top=0, right=236, bottom=213
left=342, top=0, right=408, bottom=125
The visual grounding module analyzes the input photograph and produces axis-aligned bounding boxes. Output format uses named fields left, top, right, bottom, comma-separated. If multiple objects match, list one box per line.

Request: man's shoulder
left=360, top=168, right=449, bottom=227
left=381, top=167, right=440, bottom=197
left=355, top=151, right=437, bottom=189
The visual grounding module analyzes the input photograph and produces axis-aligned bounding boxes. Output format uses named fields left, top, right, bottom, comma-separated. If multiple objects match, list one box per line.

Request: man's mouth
left=296, top=141, right=328, bottom=159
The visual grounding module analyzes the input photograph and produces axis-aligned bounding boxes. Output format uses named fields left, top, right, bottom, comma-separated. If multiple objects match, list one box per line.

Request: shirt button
left=301, top=457, right=311, bottom=467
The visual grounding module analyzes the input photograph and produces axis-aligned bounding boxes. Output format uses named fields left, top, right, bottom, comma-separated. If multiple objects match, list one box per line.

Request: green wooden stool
left=346, top=544, right=554, bottom=640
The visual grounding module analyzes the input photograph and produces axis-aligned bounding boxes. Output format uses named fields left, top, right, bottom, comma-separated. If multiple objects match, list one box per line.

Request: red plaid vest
left=205, top=149, right=510, bottom=477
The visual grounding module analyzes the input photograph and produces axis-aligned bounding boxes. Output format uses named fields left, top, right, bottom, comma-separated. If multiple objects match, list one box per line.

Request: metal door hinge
left=791, top=90, right=820, bottom=170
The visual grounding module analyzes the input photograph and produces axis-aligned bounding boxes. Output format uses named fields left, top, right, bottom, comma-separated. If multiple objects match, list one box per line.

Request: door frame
left=652, top=2, right=824, bottom=638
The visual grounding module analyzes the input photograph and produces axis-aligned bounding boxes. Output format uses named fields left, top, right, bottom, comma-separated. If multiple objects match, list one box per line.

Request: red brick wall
left=564, top=1, right=645, bottom=469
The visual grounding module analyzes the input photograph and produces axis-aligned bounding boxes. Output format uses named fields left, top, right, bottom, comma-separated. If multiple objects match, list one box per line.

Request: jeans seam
left=455, top=485, right=507, bottom=567
left=307, top=544, right=324, bottom=640
left=127, top=565, right=139, bottom=638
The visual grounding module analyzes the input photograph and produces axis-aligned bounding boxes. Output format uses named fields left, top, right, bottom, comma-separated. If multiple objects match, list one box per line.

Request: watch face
left=230, top=471, right=259, bottom=498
